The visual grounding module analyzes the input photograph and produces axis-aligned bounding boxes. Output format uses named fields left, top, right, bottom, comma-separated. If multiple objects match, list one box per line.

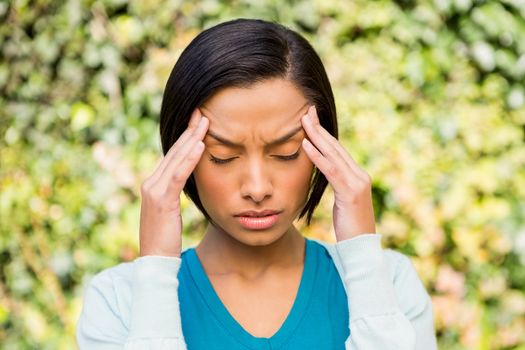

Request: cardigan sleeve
left=77, top=236, right=437, bottom=349
left=334, top=234, right=438, bottom=350
left=76, top=256, right=187, bottom=350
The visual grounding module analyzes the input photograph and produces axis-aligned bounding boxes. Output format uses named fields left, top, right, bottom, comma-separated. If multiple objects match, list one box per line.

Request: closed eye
left=209, top=155, right=236, bottom=164
left=275, top=149, right=300, bottom=161
left=209, top=149, right=301, bottom=165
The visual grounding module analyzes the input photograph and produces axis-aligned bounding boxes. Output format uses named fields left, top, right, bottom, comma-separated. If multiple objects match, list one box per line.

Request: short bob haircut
left=159, top=18, right=338, bottom=226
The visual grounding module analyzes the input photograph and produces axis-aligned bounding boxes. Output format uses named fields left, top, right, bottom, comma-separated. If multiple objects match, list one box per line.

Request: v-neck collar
left=185, top=238, right=318, bottom=349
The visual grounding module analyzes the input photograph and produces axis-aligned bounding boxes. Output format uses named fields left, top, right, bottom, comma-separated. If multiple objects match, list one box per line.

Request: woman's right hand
left=138, top=109, right=209, bottom=258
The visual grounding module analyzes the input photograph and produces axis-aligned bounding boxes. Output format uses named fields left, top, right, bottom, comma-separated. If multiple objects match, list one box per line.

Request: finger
left=160, top=115, right=208, bottom=180
left=165, top=140, right=205, bottom=194
left=158, top=116, right=209, bottom=190
left=308, top=106, right=369, bottom=182
left=301, top=138, right=348, bottom=189
left=150, top=110, right=204, bottom=182
left=158, top=139, right=204, bottom=192
left=187, top=108, right=202, bottom=129
left=301, top=108, right=352, bottom=175
left=165, top=108, right=203, bottom=161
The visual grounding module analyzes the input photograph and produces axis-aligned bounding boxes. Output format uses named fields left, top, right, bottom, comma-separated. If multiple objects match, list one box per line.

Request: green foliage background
left=1, top=0, right=524, bottom=348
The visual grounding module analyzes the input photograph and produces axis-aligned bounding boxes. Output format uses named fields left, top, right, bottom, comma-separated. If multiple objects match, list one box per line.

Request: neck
left=195, top=224, right=305, bottom=279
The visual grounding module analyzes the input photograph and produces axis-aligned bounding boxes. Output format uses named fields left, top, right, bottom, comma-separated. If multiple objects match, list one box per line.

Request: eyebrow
left=207, top=125, right=304, bottom=148
left=203, top=103, right=309, bottom=148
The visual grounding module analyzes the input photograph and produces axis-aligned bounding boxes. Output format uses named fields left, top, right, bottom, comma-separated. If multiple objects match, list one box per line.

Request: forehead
left=200, top=79, right=309, bottom=135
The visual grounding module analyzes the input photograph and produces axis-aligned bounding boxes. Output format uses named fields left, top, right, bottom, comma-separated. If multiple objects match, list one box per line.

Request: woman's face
left=193, top=78, right=315, bottom=246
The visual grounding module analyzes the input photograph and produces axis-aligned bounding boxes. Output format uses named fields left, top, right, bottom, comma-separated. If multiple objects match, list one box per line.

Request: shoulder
left=82, top=248, right=192, bottom=300
left=89, top=261, right=134, bottom=287
left=79, top=261, right=135, bottom=328
left=85, top=260, right=135, bottom=300
left=76, top=261, right=135, bottom=343
left=312, top=236, right=420, bottom=280
left=78, top=249, right=192, bottom=330
left=313, top=237, right=432, bottom=319
left=77, top=251, right=191, bottom=346
left=381, top=249, right=432, bottom=319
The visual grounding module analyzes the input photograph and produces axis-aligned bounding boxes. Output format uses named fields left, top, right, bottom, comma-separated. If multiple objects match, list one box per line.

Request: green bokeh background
left=1, top=0, right=524, bottom=349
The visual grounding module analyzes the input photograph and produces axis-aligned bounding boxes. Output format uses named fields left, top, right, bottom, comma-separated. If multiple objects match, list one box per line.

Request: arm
left=76, top=256, right=187, bottom=349
left=76, top=108, right=209, bottom=349
left=300, top=105, right=437, bottom=349
left=336, top=234, right=437, bottom=350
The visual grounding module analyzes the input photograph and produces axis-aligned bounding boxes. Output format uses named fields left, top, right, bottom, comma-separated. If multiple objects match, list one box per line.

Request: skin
left=138, top=77, right=376, bottom=337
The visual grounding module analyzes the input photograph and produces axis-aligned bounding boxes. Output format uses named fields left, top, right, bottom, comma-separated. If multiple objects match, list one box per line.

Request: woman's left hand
left=301, top=105, right=376, bottom=242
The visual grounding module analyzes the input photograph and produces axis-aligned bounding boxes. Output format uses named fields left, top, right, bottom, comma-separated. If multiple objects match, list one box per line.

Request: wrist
left=335, top=231, right=376, bottom=243
left=140, top=249, right=181, bottom=258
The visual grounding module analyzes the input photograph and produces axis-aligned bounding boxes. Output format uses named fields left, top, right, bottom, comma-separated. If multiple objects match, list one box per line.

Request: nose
left=240, top=157, right=273, bottom=203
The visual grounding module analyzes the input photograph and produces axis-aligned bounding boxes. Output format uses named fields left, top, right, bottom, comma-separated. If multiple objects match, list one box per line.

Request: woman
left=76, top=18, right=437, bottom=349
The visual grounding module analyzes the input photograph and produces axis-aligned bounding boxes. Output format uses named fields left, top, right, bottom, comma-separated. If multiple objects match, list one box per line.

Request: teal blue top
left=76, top=234, right=438, bottom=349
left=178, top=239, right=349, bottom=349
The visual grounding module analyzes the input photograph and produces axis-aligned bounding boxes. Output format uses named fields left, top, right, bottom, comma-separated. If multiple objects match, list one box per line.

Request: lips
left=235, top=211, right=281, bottom=230
left=234, top=209, right=282, bottom=217
left=234, top=209, right=283, bottom=230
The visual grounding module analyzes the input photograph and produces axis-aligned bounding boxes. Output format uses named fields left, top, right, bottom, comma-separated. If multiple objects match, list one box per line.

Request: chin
left=233, top=231, right=286, bottom=247
left=211, top=220, right=293, bottom=247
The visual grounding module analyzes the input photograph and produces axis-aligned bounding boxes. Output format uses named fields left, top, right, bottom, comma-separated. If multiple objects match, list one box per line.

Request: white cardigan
left=76, top=234, right=438, bottom=349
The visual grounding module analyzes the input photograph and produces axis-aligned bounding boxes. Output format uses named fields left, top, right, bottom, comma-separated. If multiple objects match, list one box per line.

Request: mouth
left=234, top=209, right=282, bottom=218
left=234, top=210, right=282, bottom=230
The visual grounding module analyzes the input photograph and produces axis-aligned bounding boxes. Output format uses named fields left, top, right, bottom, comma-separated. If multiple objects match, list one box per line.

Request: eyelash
left=209, top=150, right=301, bottom=165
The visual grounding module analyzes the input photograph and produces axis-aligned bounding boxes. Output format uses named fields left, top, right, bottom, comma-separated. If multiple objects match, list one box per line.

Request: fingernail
left=311, top=106, right=318, bottom=119
left=303, top=138, right=315, bottom=150
left=192, top=109, right=200, bottom=119
left=302, top=113, right=311, bottom=123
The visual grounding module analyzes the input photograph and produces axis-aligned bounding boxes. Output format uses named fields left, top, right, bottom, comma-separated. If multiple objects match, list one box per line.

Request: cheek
left=279, top=158, right=314, bottom=198
left=193, top=155, right=314, bottom=201
left=193, top=161, right=228, bottom=208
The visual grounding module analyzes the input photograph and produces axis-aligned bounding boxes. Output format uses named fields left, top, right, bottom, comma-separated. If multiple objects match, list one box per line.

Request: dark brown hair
left=159, top=18, right=338, bottom=225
